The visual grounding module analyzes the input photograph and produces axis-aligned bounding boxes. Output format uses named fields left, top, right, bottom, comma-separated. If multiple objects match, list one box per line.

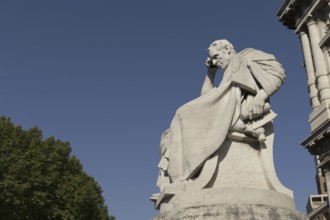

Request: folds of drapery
left=164, top=48, right=286, bottom=183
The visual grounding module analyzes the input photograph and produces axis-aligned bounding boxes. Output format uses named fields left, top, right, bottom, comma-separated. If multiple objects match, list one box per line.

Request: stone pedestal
left=151, top=188, right=308, bottom=220
left=151, top=203, right=309, bottom=220
left=152, top=134, right=309, bottom=219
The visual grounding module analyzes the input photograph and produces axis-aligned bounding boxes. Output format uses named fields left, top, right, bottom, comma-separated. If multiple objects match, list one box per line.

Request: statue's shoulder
left=239, top=48, right=276, bottom=61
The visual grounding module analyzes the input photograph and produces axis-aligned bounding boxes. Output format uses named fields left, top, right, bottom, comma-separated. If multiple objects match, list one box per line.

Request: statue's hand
left=205, top=57, right=219, bottom=74
left=247, top=90, right=268, bottom=120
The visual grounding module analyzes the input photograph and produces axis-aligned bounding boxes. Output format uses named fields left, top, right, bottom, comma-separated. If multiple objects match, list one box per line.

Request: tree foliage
left=0, top=117, right=114, bottom=220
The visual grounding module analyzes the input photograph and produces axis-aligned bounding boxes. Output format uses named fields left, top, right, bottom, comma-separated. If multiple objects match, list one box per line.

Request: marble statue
left=151, top=39, right=308, bottom=220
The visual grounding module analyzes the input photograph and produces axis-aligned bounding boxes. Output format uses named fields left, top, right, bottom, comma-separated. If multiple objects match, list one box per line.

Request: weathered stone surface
left=159, top=188, right=295, bottom=213
left=155, top=40, right=287, bottom=193
left=151, top=204, right=309, bottom=220
left=151, top=39, right=308, bottom=219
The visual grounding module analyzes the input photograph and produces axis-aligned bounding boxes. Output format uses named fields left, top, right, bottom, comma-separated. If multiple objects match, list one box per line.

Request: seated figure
left=152, top=39, right=291, bottom=211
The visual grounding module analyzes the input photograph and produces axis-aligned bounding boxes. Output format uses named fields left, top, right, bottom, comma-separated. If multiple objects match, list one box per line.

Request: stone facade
left=278, top=0, right=330, bottom=219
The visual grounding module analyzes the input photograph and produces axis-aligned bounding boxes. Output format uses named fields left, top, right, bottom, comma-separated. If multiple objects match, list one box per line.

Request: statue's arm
left=245, top=57, right=285, bottom=120
left=247, top=89, right=268, bottom=120
left=201, top=71, right=216, bottom=96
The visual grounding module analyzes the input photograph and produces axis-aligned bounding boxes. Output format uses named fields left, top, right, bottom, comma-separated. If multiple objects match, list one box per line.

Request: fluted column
left=300, top=30, right=320, bottom=109
left=307, top=17, right=330, bottom=103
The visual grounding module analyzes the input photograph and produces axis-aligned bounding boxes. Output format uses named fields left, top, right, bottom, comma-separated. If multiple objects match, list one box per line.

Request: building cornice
left=295, top=0, right=323, bottom=33
left=278, top=0, right=326, bottom=32
left=302, top=120, right=330, bottom=154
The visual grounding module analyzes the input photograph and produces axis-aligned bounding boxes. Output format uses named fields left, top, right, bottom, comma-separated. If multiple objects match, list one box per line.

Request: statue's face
left=208, top=47, right=232, bottom=69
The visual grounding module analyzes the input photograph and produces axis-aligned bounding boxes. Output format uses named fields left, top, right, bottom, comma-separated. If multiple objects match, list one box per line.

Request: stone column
left=300, top=30, right=320, bottom=110
left=307, top=17, right=330, bottom=103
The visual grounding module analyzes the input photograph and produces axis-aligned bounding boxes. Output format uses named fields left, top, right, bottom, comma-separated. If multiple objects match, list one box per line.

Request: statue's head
left=207, top=39, right=236, bottom=69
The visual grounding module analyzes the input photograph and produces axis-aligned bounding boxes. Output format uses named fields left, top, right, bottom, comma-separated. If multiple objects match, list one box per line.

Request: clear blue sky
left=0, top=1, right=317, bottom=219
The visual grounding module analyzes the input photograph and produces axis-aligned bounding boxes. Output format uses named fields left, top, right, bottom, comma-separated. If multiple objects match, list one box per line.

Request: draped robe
left=163, top=48, right=285, bottom=183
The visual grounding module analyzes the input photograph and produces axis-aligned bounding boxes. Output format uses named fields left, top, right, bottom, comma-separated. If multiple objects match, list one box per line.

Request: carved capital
left=299, top=29, right=308, bottom=37
left=307, top=16, right=316, bottom=27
